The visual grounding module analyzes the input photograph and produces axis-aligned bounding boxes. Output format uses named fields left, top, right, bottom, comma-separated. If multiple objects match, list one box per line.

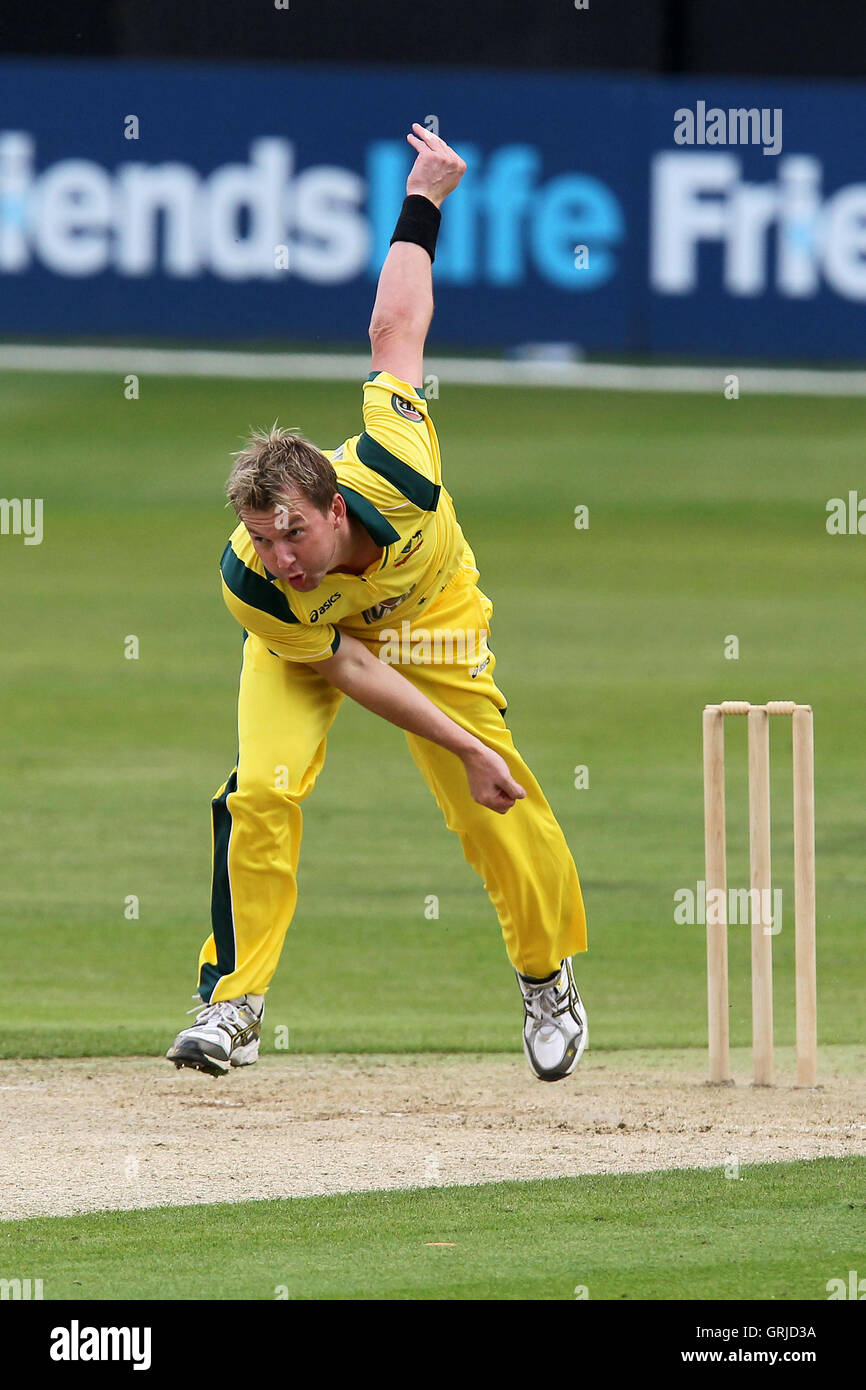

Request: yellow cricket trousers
left=197, top=566, right=586, bottom=1001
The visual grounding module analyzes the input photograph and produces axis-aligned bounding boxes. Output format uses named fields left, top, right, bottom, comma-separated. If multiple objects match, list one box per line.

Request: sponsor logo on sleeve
left=391, top=394, right=424, bottom=422
left=394, top=528, right=424, bottom=567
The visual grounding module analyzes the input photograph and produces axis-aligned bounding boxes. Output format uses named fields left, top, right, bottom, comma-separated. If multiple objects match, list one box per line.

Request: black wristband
left=389, top=194, right=442, bottom=263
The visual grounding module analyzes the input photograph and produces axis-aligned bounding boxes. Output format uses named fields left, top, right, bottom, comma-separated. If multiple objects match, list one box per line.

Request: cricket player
left=167, top=124, right=587, bottom=1082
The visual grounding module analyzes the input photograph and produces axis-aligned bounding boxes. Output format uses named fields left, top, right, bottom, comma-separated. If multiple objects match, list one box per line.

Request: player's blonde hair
left=226, top=425, right=338, bottom=515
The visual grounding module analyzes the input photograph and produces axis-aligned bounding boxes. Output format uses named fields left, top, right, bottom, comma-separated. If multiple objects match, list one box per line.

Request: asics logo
left=309, top=592, right=341, bottom=623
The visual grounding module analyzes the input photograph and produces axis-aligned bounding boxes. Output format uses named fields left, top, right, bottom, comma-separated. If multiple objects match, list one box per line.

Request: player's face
left=241, top=493, right=341, bottom=592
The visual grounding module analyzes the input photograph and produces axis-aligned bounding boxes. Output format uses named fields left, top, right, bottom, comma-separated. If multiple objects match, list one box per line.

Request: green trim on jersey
left=220, top=543, right=299, bottom=624
left=338, top=485, right=401, bottom=544
left=366, top=370, right=424, bottom=397
left=199, top=961, right=222, bottom=1003
left=355, top=431, right=441, bottom=512
left=202, top=767, right=239, bottom=1003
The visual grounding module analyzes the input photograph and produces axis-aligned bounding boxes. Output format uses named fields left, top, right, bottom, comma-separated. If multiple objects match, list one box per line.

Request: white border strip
left=0, top=345, right=865, bottom=396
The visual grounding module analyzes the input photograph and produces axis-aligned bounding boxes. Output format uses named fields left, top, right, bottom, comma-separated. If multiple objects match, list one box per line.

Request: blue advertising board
left=643, top=78, right=866, bottom=360
left=0, top=58, right=863, bottom=359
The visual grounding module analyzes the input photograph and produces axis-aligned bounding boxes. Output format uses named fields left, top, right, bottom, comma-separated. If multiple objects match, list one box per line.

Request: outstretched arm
left=368, top=123, right=466, bottom=386
left=308, top=633, right=525, bottom=815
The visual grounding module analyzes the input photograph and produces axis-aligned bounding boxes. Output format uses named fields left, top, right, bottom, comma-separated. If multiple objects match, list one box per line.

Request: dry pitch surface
left=1, top=1046, right=864, bottom=1220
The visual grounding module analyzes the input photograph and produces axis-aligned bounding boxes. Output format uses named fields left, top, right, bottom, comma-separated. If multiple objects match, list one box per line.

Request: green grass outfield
left=1, top=372, right=864, bottom=1058
left=3, top=1158, right=862, bottom=1301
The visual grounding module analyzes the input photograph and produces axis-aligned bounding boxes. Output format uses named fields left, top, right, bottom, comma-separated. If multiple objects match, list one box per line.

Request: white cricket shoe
left=165, top=995, right=264, bottom=1077
left=517, top=958, right=587, bottom=1082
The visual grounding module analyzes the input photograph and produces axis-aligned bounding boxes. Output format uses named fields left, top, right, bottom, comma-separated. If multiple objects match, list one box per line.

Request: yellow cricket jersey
left=220, top=370, right=475, bottom=662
